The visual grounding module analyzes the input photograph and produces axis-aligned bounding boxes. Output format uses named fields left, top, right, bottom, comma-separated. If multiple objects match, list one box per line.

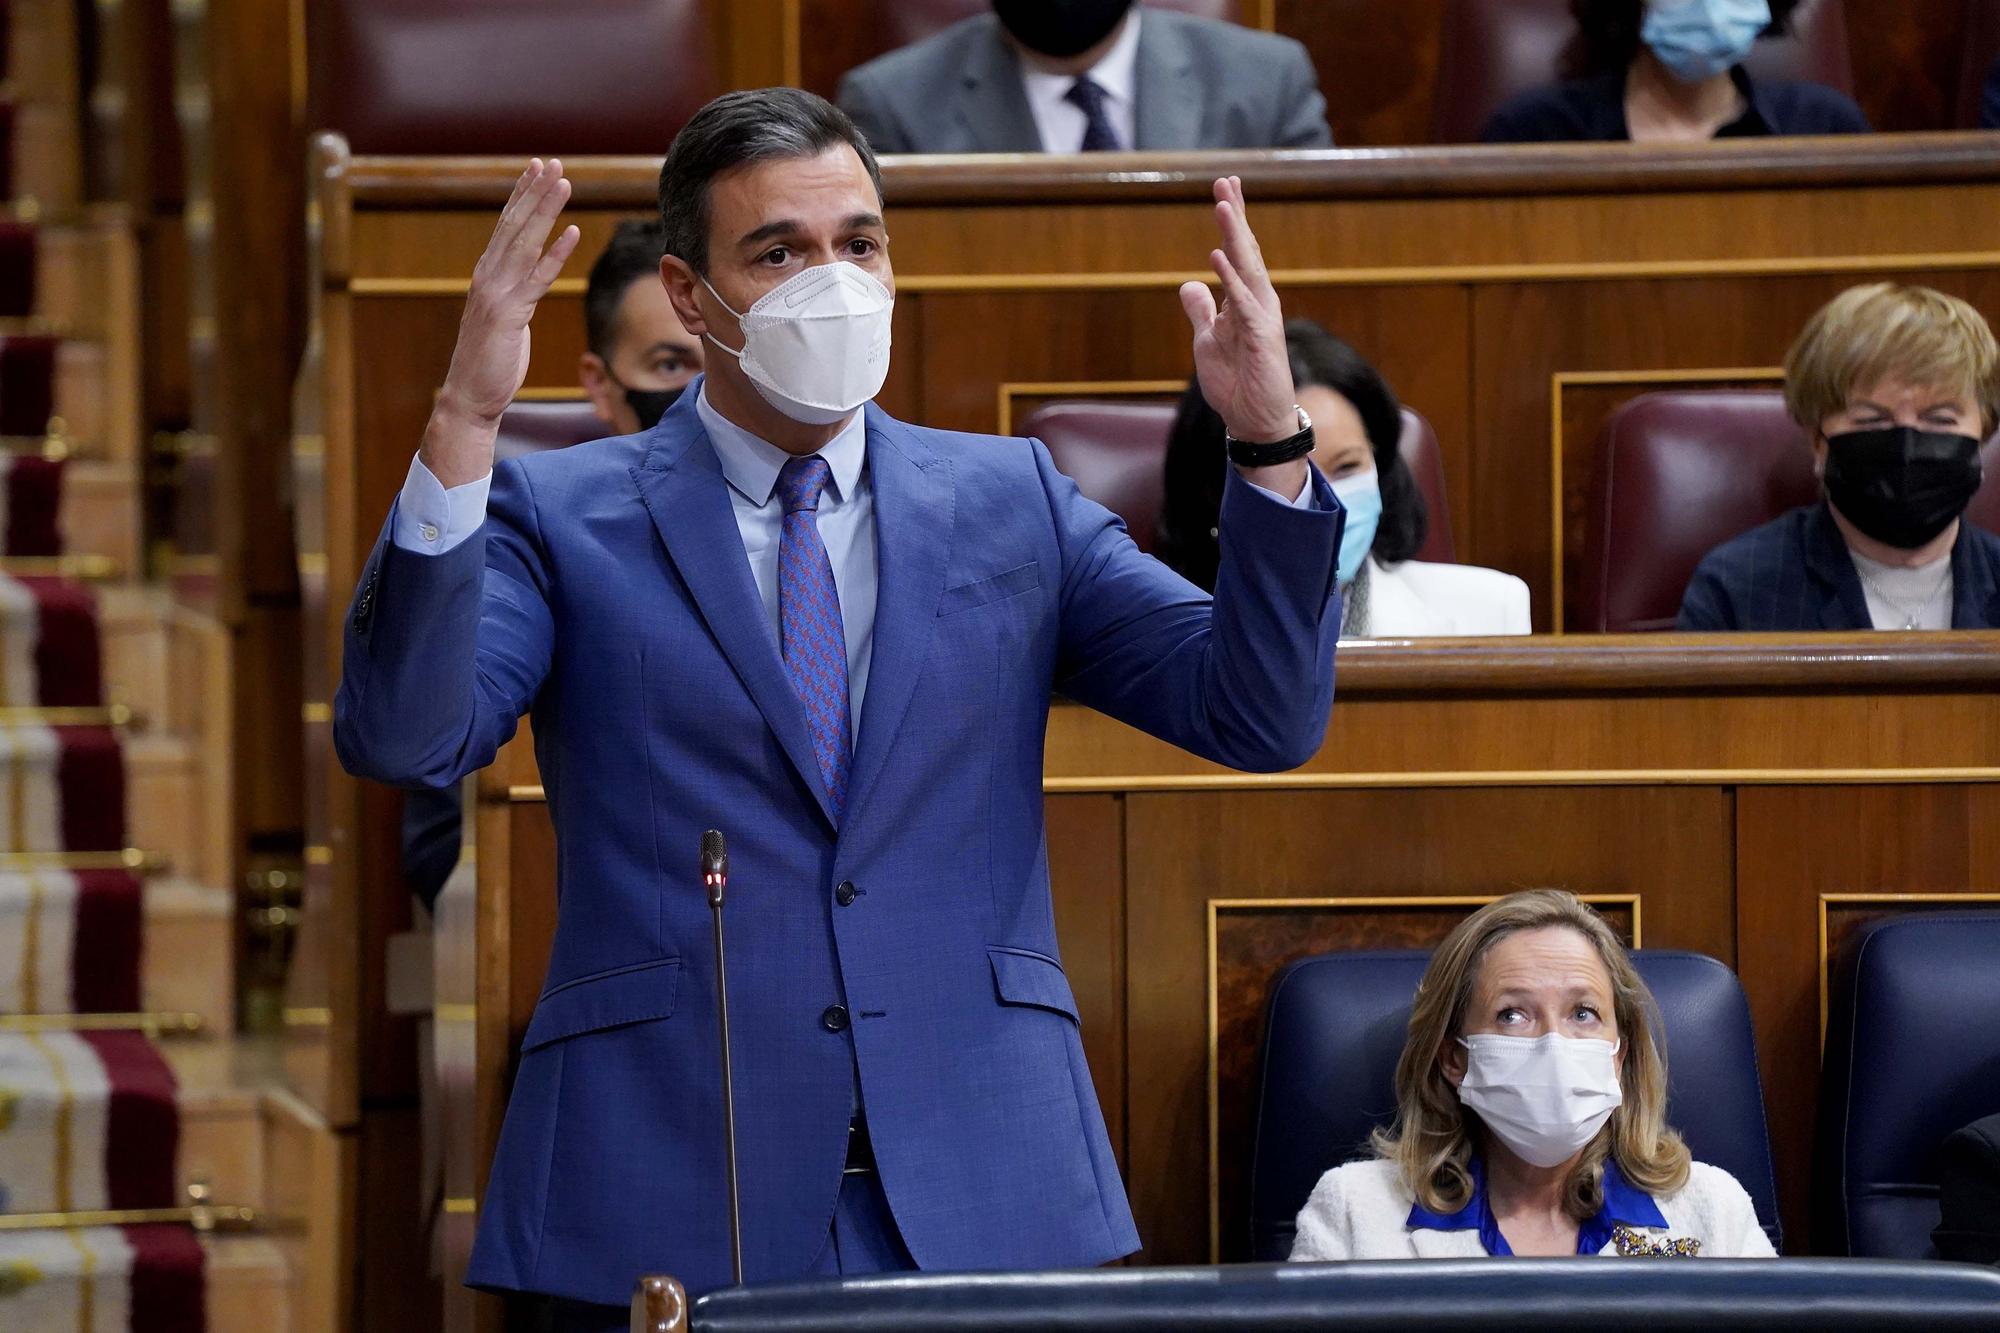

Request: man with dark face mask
left=837, top=0, right=1331, bottom=154
left=1678, top=283, right=2000, bottom=631
left=579, top=218, right=704, bottom=434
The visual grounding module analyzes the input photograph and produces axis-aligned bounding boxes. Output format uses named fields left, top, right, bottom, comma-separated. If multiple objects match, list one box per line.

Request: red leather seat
left=1430, top=0, right=1853, bottom=143
left=495, top=399, right=608, bottom=462
left=313, top=0, right=718, bottom=154
left=1018, top=400, right=1456, bottom=562
left=869, top=0, right=1237, bottom=49
left=1577, top=389, right=2000, bottom=632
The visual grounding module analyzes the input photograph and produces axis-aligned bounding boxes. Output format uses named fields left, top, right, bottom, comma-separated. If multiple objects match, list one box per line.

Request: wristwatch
left=1225, top=406, right=1314, bottom=469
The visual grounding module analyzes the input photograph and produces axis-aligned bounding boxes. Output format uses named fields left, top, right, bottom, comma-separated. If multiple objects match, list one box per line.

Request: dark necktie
left=1064, top=76, right=1122, bottom=152
left=776, top=455, right=852, bottom=822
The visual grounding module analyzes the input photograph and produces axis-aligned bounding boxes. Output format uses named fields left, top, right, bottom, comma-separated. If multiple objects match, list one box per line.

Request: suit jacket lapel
left=957, top=18, right=1044, bottom=152
left=629, top=400, right=836, bottom=828
left=844, top=407, right=953, bottom=829
left=1804, top=503, right=1873, bottom=629
left=1133, top=13, right=1201, bottom=150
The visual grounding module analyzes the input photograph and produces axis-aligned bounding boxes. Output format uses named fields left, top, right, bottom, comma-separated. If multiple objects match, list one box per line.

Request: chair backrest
left=1019, top=401, right=1456, bottom=562
left=1248, top=948, right=1779, bottom=1261
left=871, top=0, right=1238, bottom=49
left=1576, top=390, right=1818, bottom=633
left=1815, top=912, right=2000, bottom=1258
left=495, top=399, right=608, bottom=462
left=1955, top=0, right=2000, bottom=128
left=1430, top=0, right=1854, bottom=143
left=312, top=0, right=717, bottom=154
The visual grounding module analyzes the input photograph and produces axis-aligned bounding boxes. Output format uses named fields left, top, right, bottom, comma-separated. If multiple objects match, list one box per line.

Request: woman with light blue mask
left=1161, top=319, right=1530, bottom=637
left=1481, top=0, right=1870, bottom=144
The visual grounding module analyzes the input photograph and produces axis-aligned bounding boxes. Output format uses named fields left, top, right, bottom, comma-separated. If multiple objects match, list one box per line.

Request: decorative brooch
left=1612, top=1225, right=1701, bottom=1257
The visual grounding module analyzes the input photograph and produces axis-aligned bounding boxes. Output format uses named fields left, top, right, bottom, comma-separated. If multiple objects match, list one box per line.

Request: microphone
left=700, top=830, right=744, bottom=1285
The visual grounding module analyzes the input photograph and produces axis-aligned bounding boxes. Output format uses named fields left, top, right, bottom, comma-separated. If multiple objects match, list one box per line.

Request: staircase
left=0, top=0, right=308, bottom=1327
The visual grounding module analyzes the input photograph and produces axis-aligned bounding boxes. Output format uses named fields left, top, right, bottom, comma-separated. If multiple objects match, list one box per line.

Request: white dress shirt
left=1018, top=10, right=1143, bottom=153
left=390, top=381, right=1314, bottom=739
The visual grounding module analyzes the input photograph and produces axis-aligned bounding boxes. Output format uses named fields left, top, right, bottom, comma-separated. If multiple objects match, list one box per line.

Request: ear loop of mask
left=697, top=273, right=749, bottom=361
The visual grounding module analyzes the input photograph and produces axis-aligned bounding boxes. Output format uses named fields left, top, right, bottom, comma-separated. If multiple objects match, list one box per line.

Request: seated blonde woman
left=1290, top=890, right=1773, bottom=1260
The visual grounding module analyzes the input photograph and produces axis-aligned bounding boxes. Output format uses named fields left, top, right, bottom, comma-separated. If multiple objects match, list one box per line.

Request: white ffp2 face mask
left=701, top=261, right=893, bottom=426
left=1455, top=1033, right=1624, bottom=1169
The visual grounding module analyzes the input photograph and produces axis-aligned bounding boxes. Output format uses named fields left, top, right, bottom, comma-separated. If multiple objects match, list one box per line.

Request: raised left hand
left=1178, top=176, right=1298, bottom=445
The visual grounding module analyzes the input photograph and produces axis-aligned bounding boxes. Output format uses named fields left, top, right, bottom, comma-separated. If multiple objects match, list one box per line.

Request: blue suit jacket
left=334, top=387, right=1343, bottom=1304
left=1676, top=502, right=2000, bottom=631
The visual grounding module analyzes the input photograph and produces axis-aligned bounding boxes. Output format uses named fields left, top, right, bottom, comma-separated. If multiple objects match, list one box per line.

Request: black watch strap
left=1226, top=407, right=1315, bottom=469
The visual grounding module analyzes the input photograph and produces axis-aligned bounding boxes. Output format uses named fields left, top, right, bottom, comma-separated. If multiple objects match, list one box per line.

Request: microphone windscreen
left=700, top=829, right=728, bottom=878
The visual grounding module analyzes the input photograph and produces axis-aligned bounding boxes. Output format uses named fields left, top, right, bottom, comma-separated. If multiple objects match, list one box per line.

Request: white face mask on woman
left=701, top=261, right=894, bottom=426
left=1455, top=1032, right=1624, bottom=1168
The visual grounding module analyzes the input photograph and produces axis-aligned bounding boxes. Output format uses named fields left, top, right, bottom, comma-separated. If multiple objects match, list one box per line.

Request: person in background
left=1678, top=283, right=2000, bottom=631
left=1162, top=319, right=1530, bottom=636
left=399, top=220, right=704, bottom=909
left=1483, top=0, right=1869, bottom=144
left=1290, top=890, right=1774, bottom=1260
left=1935, top=1112, right=2000, bottom=1265
left=837, top=0, right=1331, bottom=154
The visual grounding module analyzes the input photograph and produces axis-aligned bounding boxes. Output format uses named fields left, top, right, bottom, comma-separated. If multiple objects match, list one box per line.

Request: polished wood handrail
left=336, top=131, right=2000, bottom=209
left=1323, top=631, right=2000, bottom=695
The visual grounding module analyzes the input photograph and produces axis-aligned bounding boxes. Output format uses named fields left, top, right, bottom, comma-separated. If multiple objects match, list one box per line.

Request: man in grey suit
left=837, top=0, right=1332, bottom=155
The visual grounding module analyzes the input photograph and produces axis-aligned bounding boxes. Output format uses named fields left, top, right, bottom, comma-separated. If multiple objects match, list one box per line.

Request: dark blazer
left=335, top=383, right=1342, bottom=1304
left=1676, top=502, right=2000, bottom=631
left=1937, top=1112, right=2000, bottom=1265
left=1984, top=55, right=2000, bottom=129
left=1483, top=66, right=1870, bottom=143
left=836, top=10, right=1332, bottom=154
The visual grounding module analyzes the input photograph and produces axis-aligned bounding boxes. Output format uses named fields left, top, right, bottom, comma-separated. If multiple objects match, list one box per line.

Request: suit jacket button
left=835, top=881, right=858, bottom=907
left=821, top=1005, right=849, bottom=1033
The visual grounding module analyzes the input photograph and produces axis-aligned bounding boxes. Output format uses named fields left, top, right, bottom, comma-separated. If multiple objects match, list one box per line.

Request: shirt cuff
left=1242, top=467, right=1319, bottom=509
left=391, top=452, right=492, bottom=555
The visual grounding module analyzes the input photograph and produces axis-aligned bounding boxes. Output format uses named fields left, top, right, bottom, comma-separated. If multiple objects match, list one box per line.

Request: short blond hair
left=1784, top=283, right=2000, bottom=435
left=1372, top=890, right=1691, bottom=1219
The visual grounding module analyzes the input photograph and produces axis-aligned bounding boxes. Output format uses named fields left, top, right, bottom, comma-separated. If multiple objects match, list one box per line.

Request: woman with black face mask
left=1677, top=283, right=2000, bottom=631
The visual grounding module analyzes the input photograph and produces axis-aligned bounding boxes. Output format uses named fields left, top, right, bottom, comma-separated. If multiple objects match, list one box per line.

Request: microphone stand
left=701, top=830, right=743, bottom=1286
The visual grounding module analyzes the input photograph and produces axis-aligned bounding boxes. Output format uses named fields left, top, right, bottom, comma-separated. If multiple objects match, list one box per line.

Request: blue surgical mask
left=1331, top=471, right=1381, bottom=585
left=1641, top=0, right=1769, bottom=85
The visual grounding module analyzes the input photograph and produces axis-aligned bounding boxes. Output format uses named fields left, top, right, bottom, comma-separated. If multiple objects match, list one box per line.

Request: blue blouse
left=1406, top=1156, right=1669, bottom=1256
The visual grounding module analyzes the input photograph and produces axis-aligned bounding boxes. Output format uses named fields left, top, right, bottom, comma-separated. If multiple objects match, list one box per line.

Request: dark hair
left=1159, top=319, right=1426, bottom=593
left=1567, top=0, right=1798, bottom=77
left=583, top=219, right=666, bottom=359
left=656, top=88, right=883, bottom=275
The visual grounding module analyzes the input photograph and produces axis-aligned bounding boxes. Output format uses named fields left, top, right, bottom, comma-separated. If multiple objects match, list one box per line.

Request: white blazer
left=1347, top=557, right=1532, bottom=639
left=1289, top=1158, right=1775, bottom=1260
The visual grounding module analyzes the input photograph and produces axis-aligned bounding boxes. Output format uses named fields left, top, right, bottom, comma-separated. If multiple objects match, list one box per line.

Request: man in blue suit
left=335, top=88, right=1343, bottom=1327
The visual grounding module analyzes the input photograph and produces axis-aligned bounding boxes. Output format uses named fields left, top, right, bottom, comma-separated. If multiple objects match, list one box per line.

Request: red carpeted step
left=0, top=1030, right=178, bottom=1214
left=0, top=333, right=54, bottom=435
left=0, top=1222, right=205, bottom=1329
left=0, top=221, right=32, bottom=320
left=124, top=1223, right=207, bottom=1333
left=13, top=575, right=103, bottom=707
left=0, top=723, right=125, bottom=853
left=0, top=453, right=61, bottom=554
left=0, top=868, right=142, bottom=1013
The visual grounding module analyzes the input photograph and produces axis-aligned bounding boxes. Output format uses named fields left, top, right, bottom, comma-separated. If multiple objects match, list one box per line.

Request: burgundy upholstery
left=1429, top=0, right=1854, bottom=143
left=1021, top=401, right=1176, bottom=555
left=1577, top=389, right=2000, bottom=633
left=1578, top=391, right=1816, bottom=632
left=1019, top=400, right=1455, bottom=562
left=1956, top=0, right=2000, bottom=128
left=0, top=335, right=57, bottom=437
left=0, top=220, right=35, bottom=319
left=874, top=0, right=1238, bottom=48
left=495, top=399, right=608, bottom=462
left=314, top=0, right=718, bottom=154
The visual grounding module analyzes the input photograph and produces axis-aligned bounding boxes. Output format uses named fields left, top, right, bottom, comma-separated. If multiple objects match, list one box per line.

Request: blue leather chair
left=1815, top=912, right=2000, bottom=1258
left=1247, top=949, right=1780, bottom=1261
left=656, top=1259, right=2000, bottom=1331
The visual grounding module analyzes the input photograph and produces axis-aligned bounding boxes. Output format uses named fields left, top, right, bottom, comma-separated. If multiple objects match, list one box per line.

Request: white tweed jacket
left=1289, top=1158, right=1776, bottom=1260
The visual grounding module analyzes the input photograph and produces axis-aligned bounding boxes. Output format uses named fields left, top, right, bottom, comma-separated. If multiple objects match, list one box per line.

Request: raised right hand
left=421, top=158, right=582, bottom=487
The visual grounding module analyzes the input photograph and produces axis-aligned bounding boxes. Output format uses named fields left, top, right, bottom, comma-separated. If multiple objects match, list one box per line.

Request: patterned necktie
left=1064, top=76, right=1122, bottom=152
left=775, top=455, right=852, bottom=822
